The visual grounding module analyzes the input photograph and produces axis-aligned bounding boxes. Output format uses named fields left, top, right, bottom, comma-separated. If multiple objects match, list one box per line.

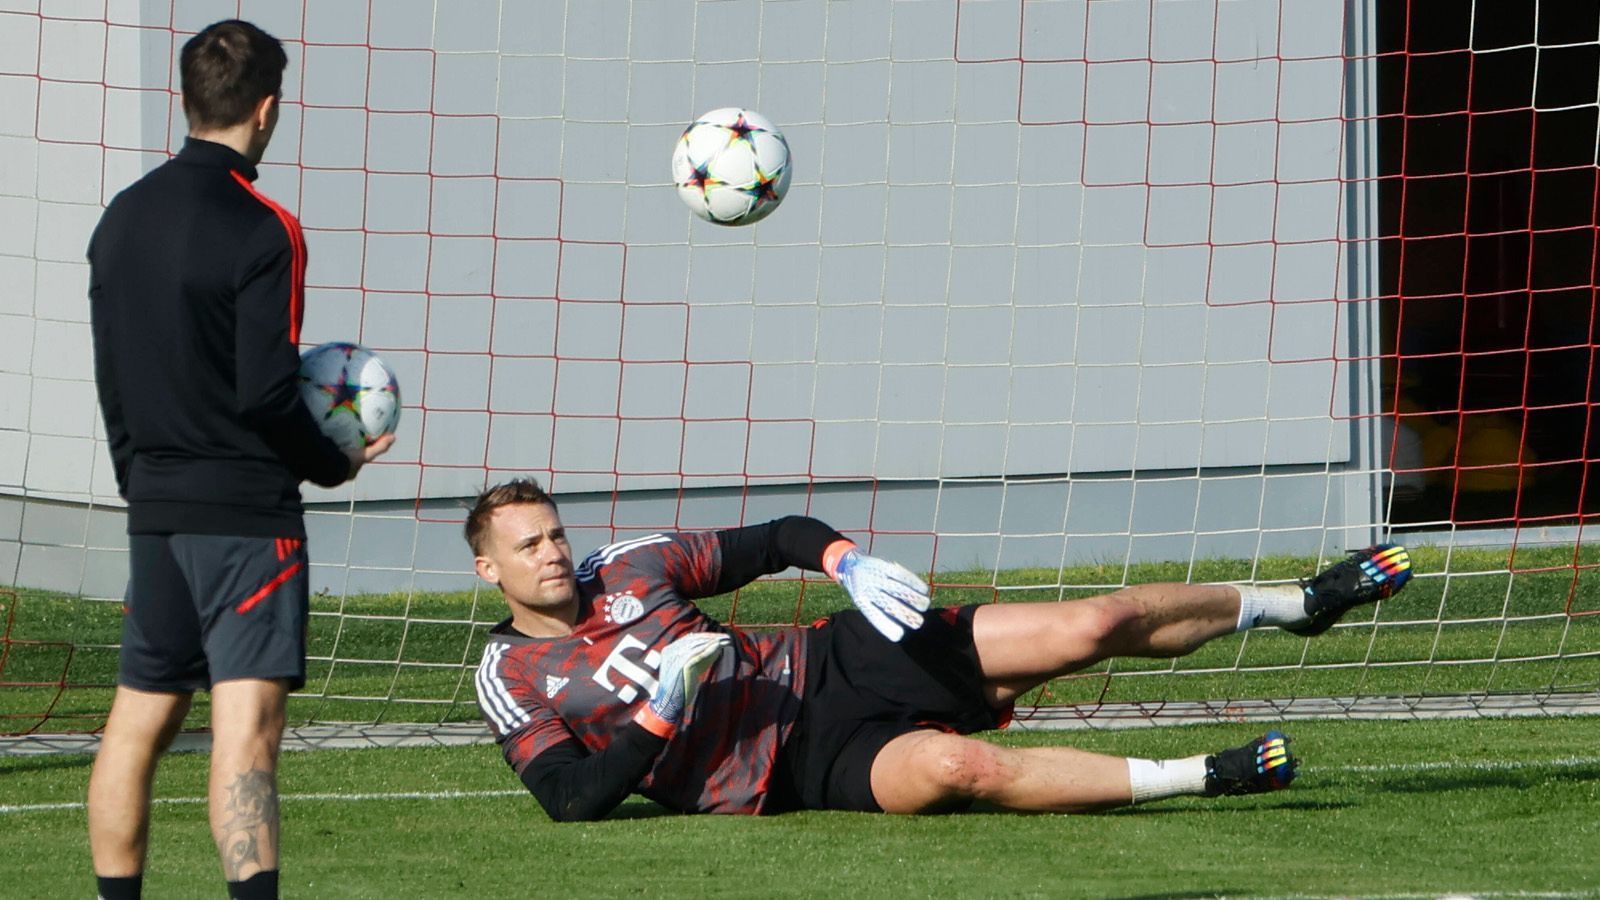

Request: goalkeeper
left=468, top=478, right=1412, bottom=820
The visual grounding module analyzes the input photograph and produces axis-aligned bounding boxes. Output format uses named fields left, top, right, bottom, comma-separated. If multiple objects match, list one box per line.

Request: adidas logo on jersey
left=544, top=674, right=570, bottom=698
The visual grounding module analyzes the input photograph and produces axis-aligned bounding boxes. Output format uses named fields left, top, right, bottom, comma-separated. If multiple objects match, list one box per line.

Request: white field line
left=1334, top=754, right=1600, bottom=775
left=4, top=754, right=1598, bottom=816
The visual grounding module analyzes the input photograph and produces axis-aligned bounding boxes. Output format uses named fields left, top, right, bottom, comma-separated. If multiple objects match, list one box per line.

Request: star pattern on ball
left=316, top=366, right=363, bottom=421
left=686, top=159, right=717, bottom=197
left=741, top=167, right=782, bottom=203
left=724, top=113, right=762, bottom=151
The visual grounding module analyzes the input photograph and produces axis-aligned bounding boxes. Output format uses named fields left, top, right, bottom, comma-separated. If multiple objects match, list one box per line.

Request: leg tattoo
left=219, top=768, right=278, bottom=880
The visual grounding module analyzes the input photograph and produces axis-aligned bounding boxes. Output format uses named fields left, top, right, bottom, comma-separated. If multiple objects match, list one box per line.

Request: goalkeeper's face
left=474, top=502, right=578, bottom=615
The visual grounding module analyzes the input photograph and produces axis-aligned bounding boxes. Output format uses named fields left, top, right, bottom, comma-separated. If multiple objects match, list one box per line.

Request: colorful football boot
left=1204, top=731, right=1298, bottom=796
left=1285, top=543, right=1413, bottom=637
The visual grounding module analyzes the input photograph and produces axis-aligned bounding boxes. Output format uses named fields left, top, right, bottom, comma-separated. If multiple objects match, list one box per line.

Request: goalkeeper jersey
left=475, top=529, right=808, bottom=814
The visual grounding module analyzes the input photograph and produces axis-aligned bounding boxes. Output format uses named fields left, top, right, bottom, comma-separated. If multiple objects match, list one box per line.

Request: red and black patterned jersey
left=474, top=530, right=808, bottom=814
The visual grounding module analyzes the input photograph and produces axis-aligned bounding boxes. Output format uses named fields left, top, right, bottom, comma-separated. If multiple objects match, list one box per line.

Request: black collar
left=176, top=137, right=258, bottom=182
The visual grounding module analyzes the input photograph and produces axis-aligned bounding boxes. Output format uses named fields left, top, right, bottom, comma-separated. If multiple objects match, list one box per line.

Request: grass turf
left=4, top=544, right=1599, bottom=733
left=4, top=545, right=1599, bottom=894
left=3, top=717, right=1599, bottom=897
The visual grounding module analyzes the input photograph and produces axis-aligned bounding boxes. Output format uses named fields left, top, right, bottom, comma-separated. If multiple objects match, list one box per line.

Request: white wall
left=0, top=0, right=1380, bottom=591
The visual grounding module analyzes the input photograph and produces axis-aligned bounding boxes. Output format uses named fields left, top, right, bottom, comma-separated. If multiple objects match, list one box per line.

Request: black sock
left=96, top=874, right=142, bottom=900
left=226, top=870, right=279, bottom=900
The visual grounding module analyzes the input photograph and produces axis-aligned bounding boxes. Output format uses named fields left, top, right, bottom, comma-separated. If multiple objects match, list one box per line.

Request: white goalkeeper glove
left=826, top=545, right=930, bottom=642
left=634, top=631, right=732, bottom=737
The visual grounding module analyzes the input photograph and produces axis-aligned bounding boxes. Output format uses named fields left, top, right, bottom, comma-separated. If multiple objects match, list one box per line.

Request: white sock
left=1225, top=584, right=1309, bottom=632
left=1126, top=755, right=1210, bottom=804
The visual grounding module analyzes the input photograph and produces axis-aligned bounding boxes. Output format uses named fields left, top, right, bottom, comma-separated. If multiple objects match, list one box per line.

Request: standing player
left=468, top=478, right=1412, bottom=819
left=86, top=20, right=394, bottom=900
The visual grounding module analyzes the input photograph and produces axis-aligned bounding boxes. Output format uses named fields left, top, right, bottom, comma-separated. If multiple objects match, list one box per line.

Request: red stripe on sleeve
left=229, top=171, right=306, bottom=344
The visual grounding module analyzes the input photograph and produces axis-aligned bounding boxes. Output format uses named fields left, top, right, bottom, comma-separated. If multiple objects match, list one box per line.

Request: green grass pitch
left=3, top=717, right=1599, bottom=897
left=3, top=544, right=1599, bottom=895
left=4, top=544, right=1598, bottom=733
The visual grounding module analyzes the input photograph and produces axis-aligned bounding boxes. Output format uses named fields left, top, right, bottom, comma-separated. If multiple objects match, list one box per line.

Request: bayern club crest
left=602, top=591, right=644, bottom=625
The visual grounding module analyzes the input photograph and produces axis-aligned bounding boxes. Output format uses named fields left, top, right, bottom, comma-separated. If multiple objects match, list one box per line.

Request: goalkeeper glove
left=634, top=631, right=732, bottom=738
left=824, top=542, right=930, bottom=642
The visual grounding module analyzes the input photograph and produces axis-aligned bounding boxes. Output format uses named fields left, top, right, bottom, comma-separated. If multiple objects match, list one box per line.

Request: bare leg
left=88, top=687, right=194, bottom=876
left=971, top=583, right=1241, bottom=704
left=867, top=585, right=1296, bottom=814
left=870, top=730, right=1134, bottom=814
left=208, top=678, right=288, bottom=883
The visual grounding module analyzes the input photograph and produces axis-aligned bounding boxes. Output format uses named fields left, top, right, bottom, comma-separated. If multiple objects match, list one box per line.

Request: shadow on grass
left=1106, top=798, right=1353, bottom=815
left=604, top=800, right=677, bottom=821
left=1110, top=893, right=1248, bottom=900
left=0, top=753, right=95, bottom=776
left=940, top=797, right=1353, bottom=818
left=501, top=800, right=677, bottom=824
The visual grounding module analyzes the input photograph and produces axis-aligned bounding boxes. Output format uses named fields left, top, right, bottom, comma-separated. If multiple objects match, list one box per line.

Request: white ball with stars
left=671, top=107, right=792, bottom=226
left=297, top=341, right=400, bottom=451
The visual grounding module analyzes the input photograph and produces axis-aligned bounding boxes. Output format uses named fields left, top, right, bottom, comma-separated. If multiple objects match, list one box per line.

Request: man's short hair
left=465, top=478, right=558, bottom=556
left=179, top=20, right=288, bottom=130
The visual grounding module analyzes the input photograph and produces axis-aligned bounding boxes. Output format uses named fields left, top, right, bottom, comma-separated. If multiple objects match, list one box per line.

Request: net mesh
left=1, top=0, right=1596, bottom=738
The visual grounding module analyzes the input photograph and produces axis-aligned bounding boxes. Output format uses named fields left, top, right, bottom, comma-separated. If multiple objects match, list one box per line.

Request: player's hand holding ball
left=298, top=341, right=401, bottom=478
left=344, top=431, right=395, bottom=478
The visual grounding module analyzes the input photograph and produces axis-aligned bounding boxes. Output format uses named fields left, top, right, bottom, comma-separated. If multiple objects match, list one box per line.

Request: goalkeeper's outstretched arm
left=715, top=517, right=931, bottom=641
left=711, top=516, right=845, bottom=592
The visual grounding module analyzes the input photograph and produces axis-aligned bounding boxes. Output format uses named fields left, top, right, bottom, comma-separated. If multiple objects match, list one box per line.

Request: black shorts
left=119, top=533, right=310, bottom=693
left=768, top=605, right=1009, bottom=813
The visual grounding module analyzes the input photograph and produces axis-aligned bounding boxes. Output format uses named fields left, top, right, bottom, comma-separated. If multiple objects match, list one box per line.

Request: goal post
left=2, top=0, right=1597, bottom=739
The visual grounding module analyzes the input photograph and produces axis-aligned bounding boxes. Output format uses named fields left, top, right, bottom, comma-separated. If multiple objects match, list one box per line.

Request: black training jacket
left=88, top=138, right=350, bottom=537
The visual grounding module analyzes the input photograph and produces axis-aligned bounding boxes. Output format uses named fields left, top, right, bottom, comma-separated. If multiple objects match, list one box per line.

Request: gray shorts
left=119, top=533, right=310, bottom=692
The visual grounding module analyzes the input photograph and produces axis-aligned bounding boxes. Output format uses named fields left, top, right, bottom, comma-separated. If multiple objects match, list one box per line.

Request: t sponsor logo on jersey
left=594, top=634, right=662, bottom=704
left=544, top=674, right=570, bottom=698
left=602, top=590, right=645, bottom=625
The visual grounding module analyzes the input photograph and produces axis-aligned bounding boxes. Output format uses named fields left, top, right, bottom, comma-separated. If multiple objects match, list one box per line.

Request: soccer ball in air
left=298, top=342, right=401, bottom=451
left=671, top=107, right=792, bottom=225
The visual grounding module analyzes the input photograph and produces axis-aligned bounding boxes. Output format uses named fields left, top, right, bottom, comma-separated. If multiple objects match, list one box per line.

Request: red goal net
left=1, top=1, right=1596, bottom=739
